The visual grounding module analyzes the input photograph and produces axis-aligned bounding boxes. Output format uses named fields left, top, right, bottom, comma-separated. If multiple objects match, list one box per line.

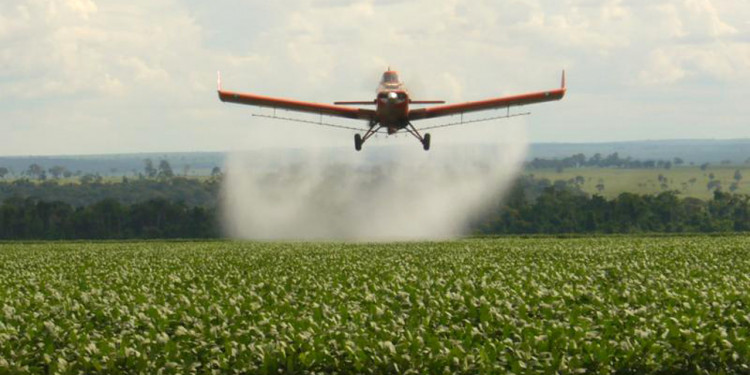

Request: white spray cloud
left=221, top=120, right=528, bottom=241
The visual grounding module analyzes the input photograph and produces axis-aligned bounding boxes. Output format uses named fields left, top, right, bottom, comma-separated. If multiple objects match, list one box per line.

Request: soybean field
left=1, top=237, right=750, bottom=374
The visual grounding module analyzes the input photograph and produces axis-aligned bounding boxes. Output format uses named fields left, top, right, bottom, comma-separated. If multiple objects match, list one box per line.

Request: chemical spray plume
left=221, top=122, right=528, bottom=241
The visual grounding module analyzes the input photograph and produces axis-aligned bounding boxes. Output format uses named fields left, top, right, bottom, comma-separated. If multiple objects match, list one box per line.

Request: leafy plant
left=0, top=237, right=749, bottom=374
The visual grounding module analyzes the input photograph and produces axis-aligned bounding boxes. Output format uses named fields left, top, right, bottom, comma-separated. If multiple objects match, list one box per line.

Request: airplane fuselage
left=375, top=71, right=410, bottom=134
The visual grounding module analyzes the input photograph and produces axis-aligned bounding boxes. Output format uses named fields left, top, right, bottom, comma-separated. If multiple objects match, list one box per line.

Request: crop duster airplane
left=218, top=68, right=566, bottom=151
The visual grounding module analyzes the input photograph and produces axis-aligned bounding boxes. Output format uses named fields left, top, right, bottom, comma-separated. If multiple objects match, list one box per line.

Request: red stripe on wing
left=408, top=88, right=566, bottom=121
left=219, top=90, right=376, bottom=120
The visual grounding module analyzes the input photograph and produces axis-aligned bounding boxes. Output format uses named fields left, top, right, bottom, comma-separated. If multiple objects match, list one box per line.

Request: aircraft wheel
left=422, top=133, right=431, bottom=151
left=355, top=134, right=363, bottom=151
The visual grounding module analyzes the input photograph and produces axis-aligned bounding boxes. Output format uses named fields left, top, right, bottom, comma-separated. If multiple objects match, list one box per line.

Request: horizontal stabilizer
left=410, top=100, right=445, bottom=104
left=334, top=100, right=376, bottom=105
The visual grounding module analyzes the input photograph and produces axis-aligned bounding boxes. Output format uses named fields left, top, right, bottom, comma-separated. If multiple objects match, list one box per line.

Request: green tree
left=673, top=157, right=684, bottom=166
left=571, top=153, right=586, bottom=167
left=48, top=166, right=67, bottom=179
left=144, top=159, right=157, bottom=178
left=0, top=167, right=8, bottom=179
left=734, top=169, right=743, bottom=182
left=158, top=160, right=174, bottom=179
left=700, top=163, right=710, bottom=171
left=27, top=164, right=44, bottom=180
left=211, top=166, right=222, bottom=177
left=80, top=173, right=102, bottom=184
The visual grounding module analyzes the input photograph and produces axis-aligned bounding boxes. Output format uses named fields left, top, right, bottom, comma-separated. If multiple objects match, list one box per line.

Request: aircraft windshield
left=382, top=72, right=399, bottom=84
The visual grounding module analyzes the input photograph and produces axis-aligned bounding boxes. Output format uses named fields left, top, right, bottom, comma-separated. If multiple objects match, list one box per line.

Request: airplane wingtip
left=561, top=69, right=566, bottom=89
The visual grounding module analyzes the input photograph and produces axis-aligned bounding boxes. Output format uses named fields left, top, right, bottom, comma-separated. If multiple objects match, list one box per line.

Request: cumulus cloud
left=1, top=0, right=748, bottom=155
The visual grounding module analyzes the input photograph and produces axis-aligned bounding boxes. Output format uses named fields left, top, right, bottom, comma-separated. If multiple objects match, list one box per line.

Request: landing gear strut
left=354, top=123, right=381, bottom=151
left=405, top=122, right=430, bottom=151
left=355, top=122, right=431, bottom=151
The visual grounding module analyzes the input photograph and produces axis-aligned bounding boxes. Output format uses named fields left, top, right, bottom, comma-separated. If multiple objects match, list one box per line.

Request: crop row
left=1, top=237, right=749, bottom=374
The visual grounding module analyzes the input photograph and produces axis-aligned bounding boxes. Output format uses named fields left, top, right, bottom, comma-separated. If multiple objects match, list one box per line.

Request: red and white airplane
left=218, top=68, right=566, bottom=151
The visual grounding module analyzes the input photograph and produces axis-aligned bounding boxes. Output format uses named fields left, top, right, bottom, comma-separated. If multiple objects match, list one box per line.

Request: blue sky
left=1, top=0, right=748, bottom=155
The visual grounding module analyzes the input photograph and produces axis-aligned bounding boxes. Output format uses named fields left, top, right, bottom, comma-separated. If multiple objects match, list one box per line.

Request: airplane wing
left=409, top=71, right=566, bottom=121
left=217, top=73, right=376, bottom=121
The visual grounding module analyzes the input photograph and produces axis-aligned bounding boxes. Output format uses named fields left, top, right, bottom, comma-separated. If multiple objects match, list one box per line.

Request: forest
left=0, top=173, right=747, bottom=239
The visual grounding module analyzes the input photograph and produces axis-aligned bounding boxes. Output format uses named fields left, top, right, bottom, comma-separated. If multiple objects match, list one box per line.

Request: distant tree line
left=0, top=174, right=748, bottom=239
left=0, top=197, right=219, bottom=240
left=0, top=159, right=223, bottom=181
left=471, top=186, right=750, bottom=235
left=0, top=177, right=220, bottom=208
left=525, top=152, right=693, bottom=171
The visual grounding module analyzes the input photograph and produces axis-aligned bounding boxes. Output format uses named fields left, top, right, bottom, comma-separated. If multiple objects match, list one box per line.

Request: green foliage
left=0, top=238, right=749, bottom=374
left=0, top=177, right=220, bottom=208
left=529, top=165, right=750, bottom=200
left=158, top=160, right=174, bottom=179
left=473, top=187, right=750, bottom=235
left=48, top=166, right=67, bottom=179
left=0, top=173, right=748, bottom=240
left=26, top=164, right=44, bottom=179
left=0, top=197, right=219, bottom=239
left=143, top=159, right=157, bottom=178
left=1, top=176, right=748, bottom=239
left=527, top=153, right=678, bottom=170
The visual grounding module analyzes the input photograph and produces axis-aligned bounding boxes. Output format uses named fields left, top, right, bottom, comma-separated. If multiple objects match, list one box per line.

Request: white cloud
left=65, top=0, right=97, bottom=19
left=1, top=0, right=749, bottom=155
left=638, top=49, right=687, bottom=85
left=683, top=0, right=737, bottom=37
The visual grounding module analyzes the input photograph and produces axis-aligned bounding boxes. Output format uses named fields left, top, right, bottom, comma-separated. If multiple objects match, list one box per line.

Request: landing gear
left=405, top=122, right=431, bottom=151
left=356, top=122, right=431, bottom=151
left=354, top=134, right=363, bottom=151
left=354, top=124, right=381, bottom=151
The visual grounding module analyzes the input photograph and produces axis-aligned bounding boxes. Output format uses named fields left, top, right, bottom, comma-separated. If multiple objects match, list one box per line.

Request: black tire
left=355, top=134, right=363, bottom=151
left=423, top=133, right=431, bottom=151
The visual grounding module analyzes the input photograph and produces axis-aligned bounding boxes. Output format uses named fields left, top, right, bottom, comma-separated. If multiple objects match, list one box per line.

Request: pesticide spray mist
left=221, top=121, right=528, bottom=240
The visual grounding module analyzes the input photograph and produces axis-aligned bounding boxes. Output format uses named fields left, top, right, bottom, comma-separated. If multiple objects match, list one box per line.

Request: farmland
left=527, top=165, right=750, bottom=200
left=1, top=237, right=750, bottom=374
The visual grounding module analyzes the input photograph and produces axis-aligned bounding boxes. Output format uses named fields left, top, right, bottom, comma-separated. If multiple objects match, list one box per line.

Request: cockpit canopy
left=381, top=71, right=400, bottom=84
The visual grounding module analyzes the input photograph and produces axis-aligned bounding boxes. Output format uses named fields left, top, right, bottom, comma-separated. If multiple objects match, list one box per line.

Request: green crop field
left=527, top=166, right=750, bottom=200
left=2, top=237, right=750, bottom=374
